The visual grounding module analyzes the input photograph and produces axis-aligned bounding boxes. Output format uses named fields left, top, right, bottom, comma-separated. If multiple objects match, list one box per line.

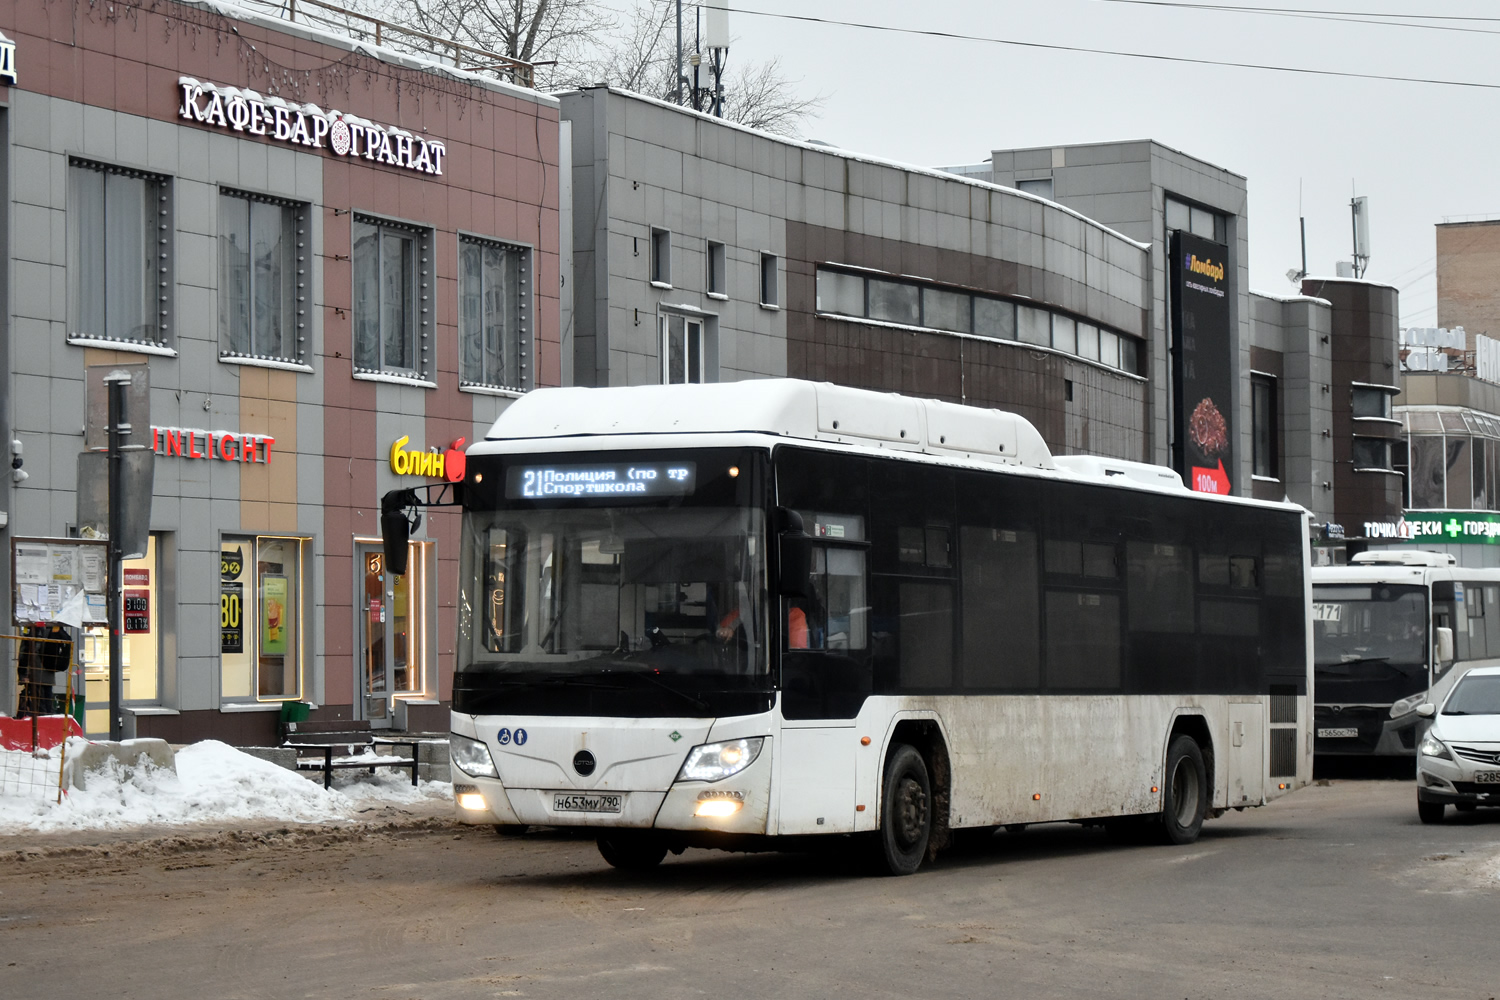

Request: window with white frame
left=651, top=227, right=672, bottom=286
left=460, top=235, right=530, bottom=391
left=68, top=159, right=172, bottom=347
left=760, top=254, right=779, bottom=307
left=661, top=313, right=705, bottom=384
left=707, top=240, right=727, bottom=296
left=352, top=215, right=432, bottom=380
left=219, top=190, right=307, bottom=365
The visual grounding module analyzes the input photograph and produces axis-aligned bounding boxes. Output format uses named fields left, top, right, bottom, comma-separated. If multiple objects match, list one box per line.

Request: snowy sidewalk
left=0, top=739, right=455, bottom=842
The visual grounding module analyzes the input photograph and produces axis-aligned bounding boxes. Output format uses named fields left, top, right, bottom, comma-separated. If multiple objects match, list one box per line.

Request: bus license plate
left=554, top=792, right=623, bottom=813
left=1475, top=771, right=1500, bottom=784
left=1317, top=728, right=1359, bottom=738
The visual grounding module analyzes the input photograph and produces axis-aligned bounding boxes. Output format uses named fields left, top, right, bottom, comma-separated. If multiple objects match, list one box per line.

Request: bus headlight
left=1418, top=733, right=1453, bottom=761
left=677, top=737, right=765, bottom=782
left=450, top=733, right=499, bottom=777
left=1390, top=693, right=1426, bottom=719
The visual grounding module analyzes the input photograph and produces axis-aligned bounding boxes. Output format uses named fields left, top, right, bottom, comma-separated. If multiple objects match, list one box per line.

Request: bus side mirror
left=381, top=490, right=416, bottom=577
left=1416, top=703, right=1436, bottom=719
left=776, top=507, right=813, bottom=598
left=1435, top=626, right=1454, bottom=665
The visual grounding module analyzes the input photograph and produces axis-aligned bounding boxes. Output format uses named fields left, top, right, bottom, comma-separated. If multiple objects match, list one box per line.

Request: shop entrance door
left=357, top=543, right=415, bottom=729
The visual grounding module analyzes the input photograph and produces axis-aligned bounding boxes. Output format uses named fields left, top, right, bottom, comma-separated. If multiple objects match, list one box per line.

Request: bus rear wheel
left=873, top=744, right=932, bottom=876
left=1157, top=735, right=1207, bottom=845
left=596, top=832, right=668, bottom=871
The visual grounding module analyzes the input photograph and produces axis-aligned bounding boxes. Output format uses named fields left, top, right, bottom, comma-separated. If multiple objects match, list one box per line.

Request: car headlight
left=450, top=733, right=499, bottom=777
left=677, top=737, right=765, bottom=782
left=1418, top=733, right=1453, bottom=761
left=1390, top=693, right=1426, bottom=719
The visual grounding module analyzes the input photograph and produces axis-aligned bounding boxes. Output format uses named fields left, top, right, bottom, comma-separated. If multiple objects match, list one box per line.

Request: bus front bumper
left=1314, top=705, right=1420, bottom=756
left=451, top=752, right=773, bottom=835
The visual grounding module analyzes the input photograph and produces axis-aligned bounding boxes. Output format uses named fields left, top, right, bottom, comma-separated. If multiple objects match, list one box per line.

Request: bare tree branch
left=352, top=0, right=824, bottom=135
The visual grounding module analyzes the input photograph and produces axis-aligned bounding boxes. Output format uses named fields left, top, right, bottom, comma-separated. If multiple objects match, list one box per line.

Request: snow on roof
left=1301, top=275, right=1402, bottom=293
left=189, top=1, right=557, bottom=108
left=1250, top=288, right=1334, bottom=307
left=559, top=87, right=1151, bottom=253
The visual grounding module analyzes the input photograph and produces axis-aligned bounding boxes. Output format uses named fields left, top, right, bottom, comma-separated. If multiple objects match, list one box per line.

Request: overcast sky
left=702, top=0, right=1499, bottom=328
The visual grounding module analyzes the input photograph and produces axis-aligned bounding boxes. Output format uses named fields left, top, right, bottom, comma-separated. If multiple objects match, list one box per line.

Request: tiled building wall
left=1304, top=278, right=1403, bottom=528
left=1436, top=220, right=1500, bottom=347
left=992, top=142, right=1251, bottom=482
left=565, top=88, right=1151, bottom=462
left=1248, top=292, right=1335, bottom=521
left=2, top=0, right=561, bottom=739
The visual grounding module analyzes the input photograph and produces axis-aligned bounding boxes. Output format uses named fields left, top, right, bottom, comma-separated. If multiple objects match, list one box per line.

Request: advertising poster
left=262, top=574, right=289, bottom=655
left=221, top=582, right=244, bottom=654
left=1170, top=229, right=1235, bottom=495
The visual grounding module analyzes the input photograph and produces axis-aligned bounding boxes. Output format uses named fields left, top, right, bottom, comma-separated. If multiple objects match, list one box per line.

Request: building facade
left=0, top=0, right=561, bottom=741
left=562, top=88, right=1154, bottom=461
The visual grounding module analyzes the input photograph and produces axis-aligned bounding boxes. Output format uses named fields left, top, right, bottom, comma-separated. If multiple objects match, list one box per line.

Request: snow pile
left=0, top=739, right=450, bottom=835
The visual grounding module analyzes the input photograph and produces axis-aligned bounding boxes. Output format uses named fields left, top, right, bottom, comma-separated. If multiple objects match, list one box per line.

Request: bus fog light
left=457, top=792, right=488, bottom=811
left=695, top=790, right=744, bottom=817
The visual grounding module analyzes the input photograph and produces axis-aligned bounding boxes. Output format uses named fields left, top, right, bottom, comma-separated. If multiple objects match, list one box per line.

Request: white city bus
left=1312, top=551, right=1500, bottom=756
left=388, top=380, right=1312, bottom=875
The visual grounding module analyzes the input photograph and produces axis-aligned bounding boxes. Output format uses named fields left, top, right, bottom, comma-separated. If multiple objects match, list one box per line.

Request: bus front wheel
left=874, top=744, right=932, bottom=876
left=596, top=833, right=668, bottom=871
left=1157, top=735, right=1207, bottom=845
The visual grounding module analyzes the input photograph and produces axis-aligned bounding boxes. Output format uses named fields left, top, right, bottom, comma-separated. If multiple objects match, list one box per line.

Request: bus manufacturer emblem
left=669, top=731, right=682, bottom=742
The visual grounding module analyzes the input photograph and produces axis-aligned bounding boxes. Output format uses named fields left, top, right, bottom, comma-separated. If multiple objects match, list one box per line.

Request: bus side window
left=961, top=525, right=1039, bottom=689
left=788, top=544, right=868, bottom=652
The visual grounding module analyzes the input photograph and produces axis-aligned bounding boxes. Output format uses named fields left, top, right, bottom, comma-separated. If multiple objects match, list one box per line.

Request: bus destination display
left=507, top=462, right=696, bottom=499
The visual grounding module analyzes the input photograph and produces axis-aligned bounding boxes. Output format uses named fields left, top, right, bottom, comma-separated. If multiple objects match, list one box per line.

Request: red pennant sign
left=1190, top=461, right=1230, bottom=495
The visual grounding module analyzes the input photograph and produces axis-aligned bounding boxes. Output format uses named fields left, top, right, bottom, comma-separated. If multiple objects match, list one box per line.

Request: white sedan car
left=1416, top=665, right=1500, bottom=823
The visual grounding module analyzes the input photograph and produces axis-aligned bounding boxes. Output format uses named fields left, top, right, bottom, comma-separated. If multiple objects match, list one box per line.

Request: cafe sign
left=389, top=436, right=466, bottom=482
left=178, top=77, right=447, bottom=177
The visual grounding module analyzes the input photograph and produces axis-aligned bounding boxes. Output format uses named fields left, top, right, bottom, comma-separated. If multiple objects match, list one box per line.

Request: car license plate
left=554, top=792, right=623, bottom=813
left=1317, top=728, right=1359, bottom=738
left=1475, top=771, right=1500, bottom=785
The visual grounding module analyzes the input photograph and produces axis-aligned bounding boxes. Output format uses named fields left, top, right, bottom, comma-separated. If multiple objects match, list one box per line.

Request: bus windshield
left=454, top=448, right=770, bottom=715
left=1312, top=584, right=1428, bottom=703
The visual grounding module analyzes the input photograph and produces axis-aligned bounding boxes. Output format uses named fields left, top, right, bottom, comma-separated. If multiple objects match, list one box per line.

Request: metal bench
left=284, top=738, right=421, bottom=790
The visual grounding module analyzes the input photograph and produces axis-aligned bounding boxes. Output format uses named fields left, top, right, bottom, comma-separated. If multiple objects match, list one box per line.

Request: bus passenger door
left=776, top=725, right=857, bottom=834
left=1227, top=703, right=1265, bottom=806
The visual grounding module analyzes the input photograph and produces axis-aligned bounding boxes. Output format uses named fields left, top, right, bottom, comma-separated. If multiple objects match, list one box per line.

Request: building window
left=812, top=266, right=1143, bottom=373
left=1017, top=305, right=1051, bottom=346
left=923, top=287, right=972, bottom=334
left=1017, top=177, right=1054, bottom=200
left=80, top=535, right=163, bottom=734
left=352, top=215, right=431, bottom=380
left=650, top=227, right=671, bottom=286
left=760, top=254, right=779, bottom=307
left=661, top=313, right=705, bottom=384
left=1166, top=195, right=1228, bottom=243
left=68, top=159, right=172, bottom=347
left=219, top=190, right=307, bottom=365
left=1252, top=375, right=1278, bottom=479
left=460, top=235, right=529, bottom=391
left=1352, top=386, right=1393, bottom=419
left=1352, top=437, right=1392, bottom=471
left=707, top=240, right=726, bottom=296
left=816, top=269, right=864, bottom=316
left=220, top=535, right=311, bottom=703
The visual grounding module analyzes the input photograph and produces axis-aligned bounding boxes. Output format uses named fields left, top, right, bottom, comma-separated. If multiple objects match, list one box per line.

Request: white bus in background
left=384, top=380, right=1313, bottom=875
left=1312, top=551, right=1500, bottom=756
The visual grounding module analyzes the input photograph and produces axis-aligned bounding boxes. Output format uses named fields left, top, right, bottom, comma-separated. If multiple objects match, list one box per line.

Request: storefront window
left=81, top=535, right=160, bottom=735
left=220, top=535, right=310, bottom=702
